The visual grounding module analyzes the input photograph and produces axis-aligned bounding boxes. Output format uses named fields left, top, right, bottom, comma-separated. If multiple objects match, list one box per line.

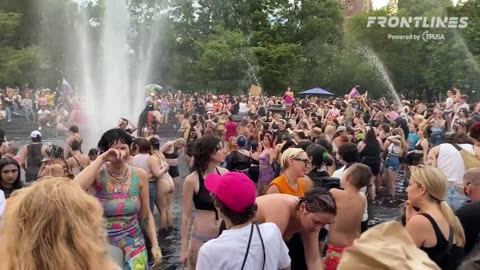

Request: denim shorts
left=430, top=132, right=444, bottom=147
left=148, top=180, right=157, bottom=214
left=444, top=184, right=467, bottom=211
left=385, top=156, right=400, bottom=172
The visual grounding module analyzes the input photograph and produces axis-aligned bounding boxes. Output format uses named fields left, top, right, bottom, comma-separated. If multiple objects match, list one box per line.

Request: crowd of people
left=0, top=86, right=83, bottom=136
left=0, top=85, right=479, bottom=270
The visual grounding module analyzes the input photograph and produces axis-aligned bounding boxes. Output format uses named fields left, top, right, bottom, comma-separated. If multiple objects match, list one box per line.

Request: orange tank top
left=269, top=174, right=305, bottom=197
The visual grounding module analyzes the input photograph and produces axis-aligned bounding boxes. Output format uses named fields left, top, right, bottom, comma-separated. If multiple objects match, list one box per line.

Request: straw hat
left=338, top=221, right=440, bottom=270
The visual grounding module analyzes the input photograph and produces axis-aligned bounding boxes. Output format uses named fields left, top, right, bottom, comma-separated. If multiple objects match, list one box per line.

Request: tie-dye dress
left=93, top=167, right=147, bottom=270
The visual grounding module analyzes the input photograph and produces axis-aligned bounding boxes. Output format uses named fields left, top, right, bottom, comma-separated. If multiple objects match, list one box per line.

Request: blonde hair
left=324, top=125, right=335, bottom=136
left=391, top=128, right=408, bottom=155
left=0, top=178, right=116, bottom=270
left=281, top=148, right=305, bottom=169
left=411, top=166, right=465, bottom=247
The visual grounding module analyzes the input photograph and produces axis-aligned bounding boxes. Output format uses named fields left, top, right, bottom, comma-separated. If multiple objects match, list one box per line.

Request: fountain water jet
left=361, top=47, right=402, bottom=107
left=71, top=0, right=161, bottom=148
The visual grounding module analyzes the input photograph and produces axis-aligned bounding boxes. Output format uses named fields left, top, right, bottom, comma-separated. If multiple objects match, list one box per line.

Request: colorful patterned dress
left=92, top=167, right=147, bottom=270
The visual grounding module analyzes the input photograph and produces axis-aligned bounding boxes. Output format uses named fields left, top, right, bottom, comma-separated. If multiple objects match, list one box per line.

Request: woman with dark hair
left=315, top=136, right=336, bottom=176
left=225, top=135, right=251, bottom=177
left=67, top=140, right=90, bottom=176
left=248, top=141, right=260, bottom=184
left=88, top=148, right=99, bottom=161
left=75, top=128, right=162, bottom=269
left=137, top=103, right=155, bottom=137
left=38, top=145, right=72, bottom=179
left=197, top=172, right=291, bottom=269
left=304, top=144, right=337, bottom=190
left=0, top=157, right=22, bottom=198
left=358, top=127, right=382, bottom=199
left=181, top=136, right=228, bottom=269
left=258, top=133, right=276, bottom=195
left=254, top=188, right=337, bottom=270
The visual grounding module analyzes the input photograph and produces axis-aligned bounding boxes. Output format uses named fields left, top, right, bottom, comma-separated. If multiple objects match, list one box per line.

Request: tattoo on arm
left=140, top=217, right=149, bottom=231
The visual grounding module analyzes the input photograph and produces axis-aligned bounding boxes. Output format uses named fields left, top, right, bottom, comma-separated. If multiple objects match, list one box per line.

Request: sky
left=372, top=0, right=460, bottom=9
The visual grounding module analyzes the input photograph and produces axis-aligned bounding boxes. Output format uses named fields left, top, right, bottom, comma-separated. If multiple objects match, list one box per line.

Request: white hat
left=30, top=130, right=42, bottom=138
left=336, top=126, right=347, bottom=133
left=0, top=190, right=5, bottom=217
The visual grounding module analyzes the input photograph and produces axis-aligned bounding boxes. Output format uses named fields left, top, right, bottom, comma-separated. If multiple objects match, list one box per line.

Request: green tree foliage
left=2, top=0, right=480, bottom=100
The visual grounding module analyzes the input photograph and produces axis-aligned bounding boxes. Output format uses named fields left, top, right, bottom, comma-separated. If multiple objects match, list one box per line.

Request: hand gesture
left=152, top=246, right=163, bottom=266
left=405, top=200, right=419, bottom=222
left=100, top=148, right=127, bottom=163
left=180, top=250, right=189, bottom=268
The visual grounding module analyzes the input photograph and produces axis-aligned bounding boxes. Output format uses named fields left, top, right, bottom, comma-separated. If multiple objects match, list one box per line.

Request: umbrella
left=298, top=87, right=335, bottom=96
left=145, top=84, right=163, bottom=91
left=60, top=78, right=73, bottom=93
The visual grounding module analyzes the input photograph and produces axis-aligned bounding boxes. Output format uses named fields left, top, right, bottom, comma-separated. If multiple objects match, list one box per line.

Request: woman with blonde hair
left=0, top=177, right=119, bottom=270
left=405, top=165, right=465, bottom=270
left=150, top=138, right=174, bottom=229
left=383, top=128, right=407, bottom=197
left=267, top=148, right=310, bottom=196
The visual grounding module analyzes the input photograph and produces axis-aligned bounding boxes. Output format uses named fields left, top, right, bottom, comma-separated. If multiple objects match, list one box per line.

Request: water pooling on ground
left=16, top=137, right=407, bottom=270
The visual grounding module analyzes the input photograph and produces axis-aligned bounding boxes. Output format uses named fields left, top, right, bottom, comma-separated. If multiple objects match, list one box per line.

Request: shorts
left=148, top=180, right=157, bottom=214
left=385, top=156, right=400, bottom=172
left=324, top=244, right=350, bottom=270
left=285, top=233, right=307, bottom=270
left=445, top=184, right=467, bottom=211
left=430, top=132, right=444, bottom=147
left=168, top=165, right=180, bottom=178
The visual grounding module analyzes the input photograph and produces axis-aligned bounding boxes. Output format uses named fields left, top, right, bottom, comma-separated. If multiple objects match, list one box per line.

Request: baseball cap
left=30, top=130, right=42, bottom=138
left=205, top=172, right=256, bottom=213
left=336, top=126, right=347, bottom=133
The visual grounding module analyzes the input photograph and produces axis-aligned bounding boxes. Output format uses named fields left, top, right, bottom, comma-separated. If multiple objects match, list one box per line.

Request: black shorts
left=285, top=233, right=307, bottom=270
left=168, top=165, right=180, bottom=178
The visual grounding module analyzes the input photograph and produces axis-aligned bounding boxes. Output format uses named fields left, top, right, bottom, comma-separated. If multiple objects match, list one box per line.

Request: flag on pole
left=349, top=87, right=360, bottom=98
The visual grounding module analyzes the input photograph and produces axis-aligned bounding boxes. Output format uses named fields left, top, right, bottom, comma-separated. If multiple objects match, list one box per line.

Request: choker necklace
left=106, top=165, right=129, bottom=181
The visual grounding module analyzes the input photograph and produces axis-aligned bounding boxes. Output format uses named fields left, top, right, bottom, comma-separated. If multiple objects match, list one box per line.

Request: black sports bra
left=193, top=167, right=221, bottom=219
left=164, top=148, right=179, bottom=159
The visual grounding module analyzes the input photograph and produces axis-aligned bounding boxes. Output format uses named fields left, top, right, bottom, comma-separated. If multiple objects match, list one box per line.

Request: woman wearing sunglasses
left=267, top=148, right=310, bottom=197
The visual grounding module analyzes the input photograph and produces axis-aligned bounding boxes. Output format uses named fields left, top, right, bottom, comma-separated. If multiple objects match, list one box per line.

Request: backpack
left=453, top=144, right=480, bottom=170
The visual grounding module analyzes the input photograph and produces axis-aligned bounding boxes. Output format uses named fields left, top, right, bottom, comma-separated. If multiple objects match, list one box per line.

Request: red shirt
left=225, top=121, right=237, bottom=141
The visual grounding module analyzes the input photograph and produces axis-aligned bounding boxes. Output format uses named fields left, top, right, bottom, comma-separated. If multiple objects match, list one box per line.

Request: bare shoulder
left=407, top=214, right=430, bottom=230
left=217, top=167, right=229, bottom=175
left=184, top=171, right=198, bottom=184
left=134, top=167, right=148, bottom=180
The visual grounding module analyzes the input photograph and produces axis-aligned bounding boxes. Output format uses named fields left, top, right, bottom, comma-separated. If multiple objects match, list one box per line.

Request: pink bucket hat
left=205, top=172, right=256, bottom=213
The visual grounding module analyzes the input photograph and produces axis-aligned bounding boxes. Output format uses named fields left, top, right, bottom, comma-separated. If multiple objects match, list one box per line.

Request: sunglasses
left=292, top=157, right=311, bottom=166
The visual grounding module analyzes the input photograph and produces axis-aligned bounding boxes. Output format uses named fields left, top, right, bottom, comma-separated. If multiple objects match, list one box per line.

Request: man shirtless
left=324, top=163, right=371, bottom=270
left=254, top=188, right=337, bottom=270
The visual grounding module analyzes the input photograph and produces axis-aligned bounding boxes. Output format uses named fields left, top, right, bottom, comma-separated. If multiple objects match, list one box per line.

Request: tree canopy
left=0, top=0, right=480, bottom=100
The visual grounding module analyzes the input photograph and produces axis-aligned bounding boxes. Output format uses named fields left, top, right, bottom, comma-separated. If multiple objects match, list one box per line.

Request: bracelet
left=152, top=246, right=161, bottom=249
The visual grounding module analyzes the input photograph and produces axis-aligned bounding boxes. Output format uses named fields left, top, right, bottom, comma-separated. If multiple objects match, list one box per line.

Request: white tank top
left=437, top=143, right=474, bottom=186
left=132, top=154, right=152, bottom=177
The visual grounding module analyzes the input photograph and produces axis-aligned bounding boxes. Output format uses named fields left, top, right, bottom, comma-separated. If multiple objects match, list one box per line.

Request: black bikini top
left=193, top=167, right=221, bottom=219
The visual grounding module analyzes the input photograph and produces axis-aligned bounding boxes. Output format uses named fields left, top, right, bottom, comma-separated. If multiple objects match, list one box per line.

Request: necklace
left=106, top=165, right=129, bottom=193
left=106, top=164, right=129, bottom=180
left=284, top=173, right=298, bottom=191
